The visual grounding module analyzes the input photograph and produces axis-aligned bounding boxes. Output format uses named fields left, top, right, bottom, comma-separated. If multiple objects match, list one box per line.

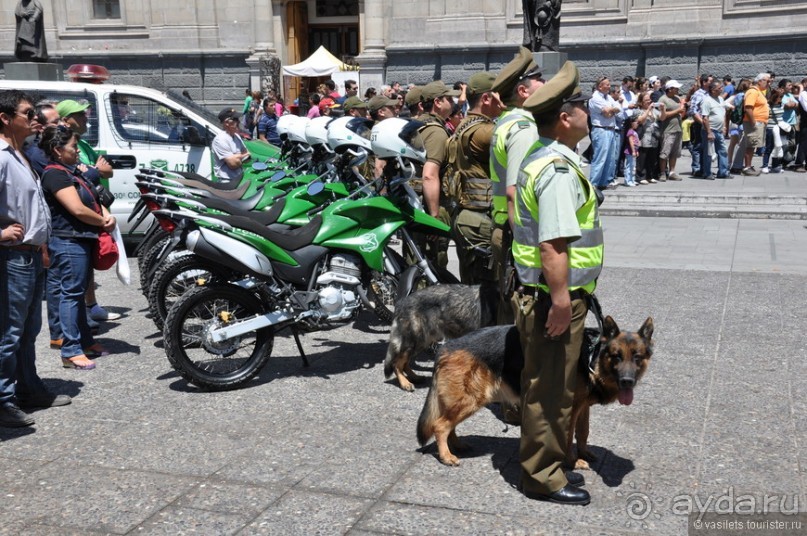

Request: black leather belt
left=592, top=125, right=618, bottom=131
left=519, top=286, right=586, bottom=301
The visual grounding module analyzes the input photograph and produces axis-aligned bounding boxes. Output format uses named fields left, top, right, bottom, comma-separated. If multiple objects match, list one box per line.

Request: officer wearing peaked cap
left=489, top=46, right=545, bottom=325
left=511, top=61, right=603, bottom=507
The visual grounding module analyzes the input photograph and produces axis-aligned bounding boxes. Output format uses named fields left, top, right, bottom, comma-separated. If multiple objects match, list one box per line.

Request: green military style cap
left=343, top=96, right=368, bottom=111
left=404, top=86, right=422, bottom=106
left=420, top=80, right=461, bottom=101
left=491, top=46, right=541, bottom=98
left=522, top=61, right=587, bottom=115
left=368, top=95, right=399, bottom=112
left=466, top=72, right=496, bottom=96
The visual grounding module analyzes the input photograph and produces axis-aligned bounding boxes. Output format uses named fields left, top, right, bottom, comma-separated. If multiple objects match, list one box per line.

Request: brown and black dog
left=384, top=284, right=498, bottom=392
left=416, top=315, right=654, bottom=468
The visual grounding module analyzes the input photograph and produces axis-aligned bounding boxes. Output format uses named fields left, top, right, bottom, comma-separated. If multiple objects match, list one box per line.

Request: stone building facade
left=2, top=0, right=806, bottom=108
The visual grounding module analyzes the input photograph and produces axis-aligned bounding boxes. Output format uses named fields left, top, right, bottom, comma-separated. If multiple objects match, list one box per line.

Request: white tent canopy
left=282, top=45, right=355, bottom=77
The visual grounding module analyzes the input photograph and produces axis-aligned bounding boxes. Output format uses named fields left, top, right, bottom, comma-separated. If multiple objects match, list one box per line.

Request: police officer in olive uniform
left=343, top=96, right=368, bottom=118
left=404, top=86, right=423, bottom=118
left=416, top=80, right=460, bottom=271
left=512, top=61, right=603, bottom=506
left=447, top=72, right=503, bottom=284
left=490, top=47, right=546, bottom=324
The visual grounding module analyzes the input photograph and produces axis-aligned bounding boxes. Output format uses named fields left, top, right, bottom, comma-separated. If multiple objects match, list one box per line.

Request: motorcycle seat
left=197, top=197, right=285, bottom=226
left=192, top=188, right=266, bottom=213
left=215, top=214, right=322, bottom=252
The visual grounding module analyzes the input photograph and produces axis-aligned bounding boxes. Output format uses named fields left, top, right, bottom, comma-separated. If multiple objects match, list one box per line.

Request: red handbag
left=93, top=231, right=119, bottom=270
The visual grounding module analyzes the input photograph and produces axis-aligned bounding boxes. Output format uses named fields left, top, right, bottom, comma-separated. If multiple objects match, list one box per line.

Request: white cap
left=648, top=75, right=659, bottom=84
left=665, top=79, right=683, bottom=90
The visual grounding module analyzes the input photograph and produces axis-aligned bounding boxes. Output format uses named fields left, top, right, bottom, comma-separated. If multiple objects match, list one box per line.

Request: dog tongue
left=618, top=388, right=634, bottom=406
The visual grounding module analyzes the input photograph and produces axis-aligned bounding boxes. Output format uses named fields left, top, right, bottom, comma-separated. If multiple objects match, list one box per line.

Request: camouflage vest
left=445, top=113, right=493, bottom=211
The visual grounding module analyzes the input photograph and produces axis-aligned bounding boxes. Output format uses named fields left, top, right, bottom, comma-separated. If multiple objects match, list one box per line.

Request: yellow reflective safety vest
left=490, top=108, right=537, bottom=225
left=512, top=145, right=603, bottom=294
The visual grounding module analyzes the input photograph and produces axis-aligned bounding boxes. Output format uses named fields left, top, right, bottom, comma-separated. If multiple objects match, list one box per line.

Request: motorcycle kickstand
left=292, top=327, right=310, bottom=367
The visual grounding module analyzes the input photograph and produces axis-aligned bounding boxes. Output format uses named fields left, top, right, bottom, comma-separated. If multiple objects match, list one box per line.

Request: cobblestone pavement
left=1, top=207, right=806, bottom=534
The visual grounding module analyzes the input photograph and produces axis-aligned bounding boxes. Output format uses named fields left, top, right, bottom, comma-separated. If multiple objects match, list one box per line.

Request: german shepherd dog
left=383, top=284, right=498, bottom=392
left=416, top=315, right=654, bottom=468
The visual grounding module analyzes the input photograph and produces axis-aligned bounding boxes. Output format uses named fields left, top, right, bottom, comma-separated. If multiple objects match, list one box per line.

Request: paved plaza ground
left=1, top=164, right=806, bottom=535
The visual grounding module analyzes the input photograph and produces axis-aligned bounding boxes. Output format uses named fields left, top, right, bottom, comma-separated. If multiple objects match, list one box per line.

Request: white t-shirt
left=212, top=131, right=247, bottom=182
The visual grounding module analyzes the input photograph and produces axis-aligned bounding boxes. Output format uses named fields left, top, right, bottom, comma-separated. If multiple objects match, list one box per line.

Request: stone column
left=245, top=0, right=279, bottom=93
left=356, top=0, right=386, bottom=92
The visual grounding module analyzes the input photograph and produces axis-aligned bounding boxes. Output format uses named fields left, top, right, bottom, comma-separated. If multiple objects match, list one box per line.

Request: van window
left=29, top=90, right=99, bottom=146
left=107, top=94, right=211, bottom=146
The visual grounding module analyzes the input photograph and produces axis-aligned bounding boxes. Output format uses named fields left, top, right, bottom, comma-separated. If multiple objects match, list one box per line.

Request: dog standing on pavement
left=416, top=315, right=654, bottom=468
left=383, top=284, right=498, bottom=392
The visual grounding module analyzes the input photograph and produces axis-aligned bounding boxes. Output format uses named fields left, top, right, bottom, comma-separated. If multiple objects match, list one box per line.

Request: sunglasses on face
left=17, top=109, right=36, bottom=120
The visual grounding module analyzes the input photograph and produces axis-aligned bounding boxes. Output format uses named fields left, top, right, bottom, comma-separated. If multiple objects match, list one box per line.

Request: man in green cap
left=368, top=95, right=399, bottom=123
left=404, top=86, right=423, bottom=118
left=489, top=47, right=545, bottom=324
left=512, top=60, right=603, bottom=506
left=416, top=80, right=459, bottom=270
left=445, top=72, right=504, bottom=284
left=343, top=96, right=368, bottom=118
left=56, top=99, right=112, bottom=181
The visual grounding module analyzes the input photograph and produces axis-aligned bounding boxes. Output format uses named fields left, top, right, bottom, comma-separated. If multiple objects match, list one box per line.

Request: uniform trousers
left=513, top=289, right=588, bottom=495
left=412, top=206, right=451, bottom=271
left=490, top=223, right=515, bottom=325
left=451, top=208, right=494, bottom=285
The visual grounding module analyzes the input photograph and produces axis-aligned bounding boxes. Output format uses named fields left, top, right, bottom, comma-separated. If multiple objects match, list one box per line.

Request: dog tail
left=383, top=319, right=401, bottom=378
left=416, top=372, right=440, bottom=446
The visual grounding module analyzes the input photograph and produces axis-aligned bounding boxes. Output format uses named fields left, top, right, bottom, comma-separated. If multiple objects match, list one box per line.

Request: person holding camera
left=40, top=125, right=115, bottom=370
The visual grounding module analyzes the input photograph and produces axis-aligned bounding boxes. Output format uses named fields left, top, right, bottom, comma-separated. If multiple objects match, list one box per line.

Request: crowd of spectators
left=586, top=72, right=806, bottom=188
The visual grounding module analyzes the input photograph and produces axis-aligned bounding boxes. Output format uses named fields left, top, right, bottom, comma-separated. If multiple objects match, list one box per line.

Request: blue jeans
left=48, top=236, right=95, bottom=358
left=689, top=122, right=707, bottom=175
left=623, top=154, right=636, bottom=185
left=0, top=248, right=48, bottom=404
left=702, top=130, right=729, bottom=177
left=589, top=127, right=617, bottom=188
left=47, top=264, right=62, bottom=341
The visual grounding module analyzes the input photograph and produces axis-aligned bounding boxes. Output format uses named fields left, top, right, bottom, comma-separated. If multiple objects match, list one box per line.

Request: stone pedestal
left=532, top=51, right=568, bottom=78
left=356, top=54, right=385, bottom=94
left=4, top=62, right=63, bottom=81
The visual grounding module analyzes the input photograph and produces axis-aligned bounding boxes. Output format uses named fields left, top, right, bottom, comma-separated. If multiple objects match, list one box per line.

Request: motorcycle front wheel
left=163, top=285, right=274, bottom=391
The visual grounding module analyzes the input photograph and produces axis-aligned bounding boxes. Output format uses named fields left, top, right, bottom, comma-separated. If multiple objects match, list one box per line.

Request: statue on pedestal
left=15, top=0, right=48, bottom=62
left=522, top=0, right=562, bottom=52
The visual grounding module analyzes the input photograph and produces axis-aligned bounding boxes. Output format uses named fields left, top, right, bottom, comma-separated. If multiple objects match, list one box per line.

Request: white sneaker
left=88, top=304, right=122, bottom=322
left=761, top=167, right=770, bottom=174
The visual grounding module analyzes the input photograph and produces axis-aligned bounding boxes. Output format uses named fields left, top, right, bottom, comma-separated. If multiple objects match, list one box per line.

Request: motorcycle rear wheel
left=147, top=254, right=235, bottom=331
left=164, top=285, right=274, bottom=391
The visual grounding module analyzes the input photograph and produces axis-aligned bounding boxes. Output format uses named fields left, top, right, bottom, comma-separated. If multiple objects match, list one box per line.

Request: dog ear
left=602, top=315, right=619, bottom=340
left=638, top=317, right=654, bottom=341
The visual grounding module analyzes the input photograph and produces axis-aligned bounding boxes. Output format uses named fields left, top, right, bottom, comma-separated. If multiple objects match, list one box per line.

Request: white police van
left=0, top=67, right=225, bottom=235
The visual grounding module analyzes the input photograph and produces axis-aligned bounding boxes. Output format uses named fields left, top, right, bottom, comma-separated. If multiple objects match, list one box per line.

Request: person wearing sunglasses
left=1, top=90, right=72, bottom=427
left=212, top=107, right=250, bottom=182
